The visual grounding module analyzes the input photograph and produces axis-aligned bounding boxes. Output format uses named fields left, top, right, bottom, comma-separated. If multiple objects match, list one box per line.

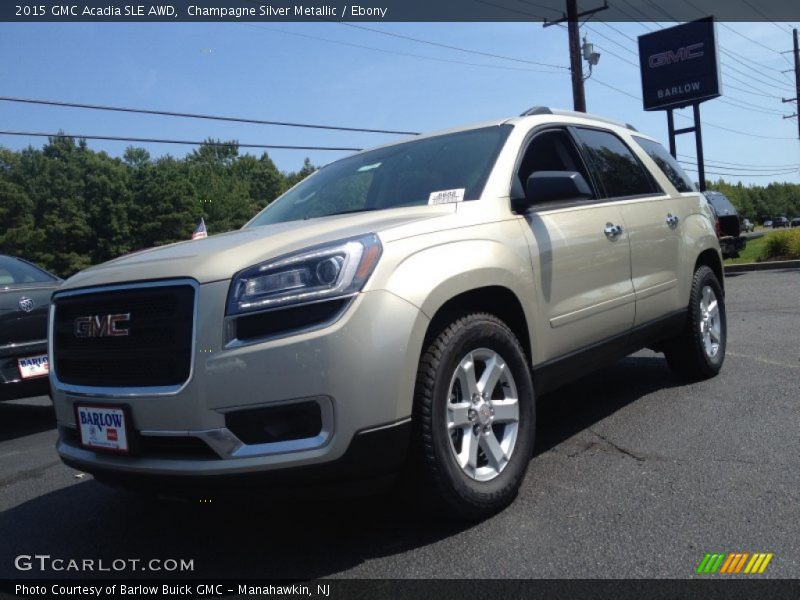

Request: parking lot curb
left=725, top=259, right=800, bottom=273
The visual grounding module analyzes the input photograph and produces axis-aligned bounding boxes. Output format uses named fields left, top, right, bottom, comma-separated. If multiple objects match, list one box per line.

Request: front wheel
left=664, top=266, right=726, bottom=380
left=408, top=313, right=535, bottom=521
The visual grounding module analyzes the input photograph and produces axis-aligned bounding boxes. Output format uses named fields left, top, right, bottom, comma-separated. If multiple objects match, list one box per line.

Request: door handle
left=666, top=213, right=679, bottom=228
left=604, top=223, right=624, bottom=240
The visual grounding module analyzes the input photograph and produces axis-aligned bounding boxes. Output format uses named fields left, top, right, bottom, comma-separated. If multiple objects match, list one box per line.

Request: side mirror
left=512, top=171, right=592, bottom=212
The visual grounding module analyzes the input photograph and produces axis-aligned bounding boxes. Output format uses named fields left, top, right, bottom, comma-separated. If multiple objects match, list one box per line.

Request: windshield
left=247, top=125, right=512, bottom=226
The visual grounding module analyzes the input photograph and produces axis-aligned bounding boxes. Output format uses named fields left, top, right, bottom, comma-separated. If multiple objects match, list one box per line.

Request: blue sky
left=1, top=20, right=798, bottom=185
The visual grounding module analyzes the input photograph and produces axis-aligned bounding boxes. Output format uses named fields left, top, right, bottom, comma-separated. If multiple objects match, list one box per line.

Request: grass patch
left=725, top=229, right=800, bottom=265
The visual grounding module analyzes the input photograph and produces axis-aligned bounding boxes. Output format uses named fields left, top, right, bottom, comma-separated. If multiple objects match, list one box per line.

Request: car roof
left=346, top=108, right=656, bottom=160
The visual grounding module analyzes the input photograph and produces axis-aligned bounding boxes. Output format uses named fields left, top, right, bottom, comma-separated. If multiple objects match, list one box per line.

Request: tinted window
left=634, top=137, right=695, bottom=193
left=704, top=192, right=737, bottom=216
left=517, top=129, right=594, bottom=198
left=248, top=126, right=512, bottom=225
left=574, top=128, right=657, bottom=198
left=0, top=256, right=58, bottom=285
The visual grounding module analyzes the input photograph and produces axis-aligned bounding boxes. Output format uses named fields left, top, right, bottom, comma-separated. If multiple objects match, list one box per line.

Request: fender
left=381, top=235, right=538, bottom=356
left=679, top=211, right=723, bottom=302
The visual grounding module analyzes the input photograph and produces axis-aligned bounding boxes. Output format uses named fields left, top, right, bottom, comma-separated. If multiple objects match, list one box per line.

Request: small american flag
left=192, top=218, right=207, bottom=240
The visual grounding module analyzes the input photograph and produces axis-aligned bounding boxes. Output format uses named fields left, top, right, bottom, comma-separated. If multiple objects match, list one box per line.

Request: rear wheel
left=409, top=313, right=535, bottom=520
left=664, top=266, right=726, bottom=380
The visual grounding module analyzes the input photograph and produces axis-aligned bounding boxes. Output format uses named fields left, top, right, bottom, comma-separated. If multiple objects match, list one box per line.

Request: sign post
left=638, top=17, right=721, bottom=191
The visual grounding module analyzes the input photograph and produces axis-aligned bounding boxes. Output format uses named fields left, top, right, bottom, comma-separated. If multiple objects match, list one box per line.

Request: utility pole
left=566, top=0, right=585, bottom=112
left=794, top=28, right=800, bottom=139
left=782, top=28, right=800, bottom=139
left=543, top=1, right=608, bottom=113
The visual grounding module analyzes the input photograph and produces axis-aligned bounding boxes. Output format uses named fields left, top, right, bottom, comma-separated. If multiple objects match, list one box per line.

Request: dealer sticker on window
left=76, top=405, right=129, bottom=453
left=17, top=355, right=49, bottom=380
left=428, top=188, right=465, bottom=205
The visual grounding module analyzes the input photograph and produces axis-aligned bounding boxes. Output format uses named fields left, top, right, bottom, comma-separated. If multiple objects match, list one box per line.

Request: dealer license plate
left=75, top=404, right=130, bottom=453
left=17, top=354, right=49, bottom=379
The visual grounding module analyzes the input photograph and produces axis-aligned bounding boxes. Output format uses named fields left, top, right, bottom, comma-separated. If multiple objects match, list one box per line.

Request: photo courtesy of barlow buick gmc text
left=1, top=1, right=799, bottom=599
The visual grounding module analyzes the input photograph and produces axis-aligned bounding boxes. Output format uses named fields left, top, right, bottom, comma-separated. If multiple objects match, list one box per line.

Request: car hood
left=59, top=205, right=456, bottom=290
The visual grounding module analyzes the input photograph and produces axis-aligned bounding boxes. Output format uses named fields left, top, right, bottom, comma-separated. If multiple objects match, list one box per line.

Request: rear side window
left=634, top=137, right=696, bottom=193
left=574, top=128, right=658, bottom=199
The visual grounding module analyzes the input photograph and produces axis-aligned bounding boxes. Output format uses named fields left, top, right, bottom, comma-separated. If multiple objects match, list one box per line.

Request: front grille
left=53, top=283, right=194, bottom=388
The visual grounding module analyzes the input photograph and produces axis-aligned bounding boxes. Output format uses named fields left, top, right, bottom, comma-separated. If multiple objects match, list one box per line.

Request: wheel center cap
left=472, top=396, right=494, bottom=428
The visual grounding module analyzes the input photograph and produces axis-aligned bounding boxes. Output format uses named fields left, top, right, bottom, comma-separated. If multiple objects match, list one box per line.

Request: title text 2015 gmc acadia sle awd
left=51, top=108, right=726, bottom=519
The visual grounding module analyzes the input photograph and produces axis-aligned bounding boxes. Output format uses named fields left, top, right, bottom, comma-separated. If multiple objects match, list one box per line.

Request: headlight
left=227, top=233, right=382, bottom=315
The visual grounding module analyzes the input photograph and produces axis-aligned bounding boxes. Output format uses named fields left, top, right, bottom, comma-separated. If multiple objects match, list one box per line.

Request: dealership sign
left=638, top=17, right=721, bottom=111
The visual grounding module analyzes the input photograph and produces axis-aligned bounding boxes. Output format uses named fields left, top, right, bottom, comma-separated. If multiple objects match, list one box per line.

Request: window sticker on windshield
left=357, top=162, right=382, bottom=172
left=428, top=188, right=465, bottom=205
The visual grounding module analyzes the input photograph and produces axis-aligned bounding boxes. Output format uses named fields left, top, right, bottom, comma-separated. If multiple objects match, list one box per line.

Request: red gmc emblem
left=649, top=43, right=704, bottom=68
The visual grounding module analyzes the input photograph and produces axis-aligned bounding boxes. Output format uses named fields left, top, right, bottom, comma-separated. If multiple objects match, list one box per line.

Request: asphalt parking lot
left=1, top=269, right=798, bottom=580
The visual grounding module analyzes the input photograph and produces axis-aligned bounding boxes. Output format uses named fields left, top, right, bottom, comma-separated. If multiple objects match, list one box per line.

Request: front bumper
left=52, top=282, right=429, bottom=480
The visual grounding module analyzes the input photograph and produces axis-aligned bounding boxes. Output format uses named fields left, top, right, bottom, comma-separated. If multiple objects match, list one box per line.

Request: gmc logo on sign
left=649, top=43, right=704, bottom=68
left=74, top=313, right=131, bottom=338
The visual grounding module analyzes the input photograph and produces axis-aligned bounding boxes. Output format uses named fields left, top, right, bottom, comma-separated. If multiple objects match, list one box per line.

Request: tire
left=408, top=312, right=535, bottom=521
left=664, top=266, right=726, bottom=380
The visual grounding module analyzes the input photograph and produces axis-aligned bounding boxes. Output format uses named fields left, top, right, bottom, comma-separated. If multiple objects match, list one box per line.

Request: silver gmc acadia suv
left=51, top=108, right=726, bottom=519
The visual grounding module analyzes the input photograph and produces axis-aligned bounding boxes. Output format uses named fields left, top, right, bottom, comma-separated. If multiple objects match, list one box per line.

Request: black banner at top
left=2, top=0, right=800, bottom=22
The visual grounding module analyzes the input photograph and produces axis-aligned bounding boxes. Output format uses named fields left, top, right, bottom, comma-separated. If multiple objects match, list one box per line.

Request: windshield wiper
left=319, top=207, right=377, bottom=218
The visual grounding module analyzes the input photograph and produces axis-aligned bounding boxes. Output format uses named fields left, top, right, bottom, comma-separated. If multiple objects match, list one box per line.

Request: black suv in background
left=703, top=191, right=746, bottom=259
left=772, top=217, right=790, bottom=229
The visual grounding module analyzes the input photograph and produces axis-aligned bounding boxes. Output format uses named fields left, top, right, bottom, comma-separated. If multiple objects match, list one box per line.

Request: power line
left=641, top=0, right=675, bottom=22
left=588, top=77, right=640, bottom=99
left=720, top=46, right=793, bottom=79
left=680, top=164, right=798, bottom=177
left=616, top=0, right=657, bottom=22
left=239, top=23, right=567, bottom=75
left=679, top=154, right=800, bottom=168
left=473, top=0, right=552, bottom=20
left=590, top=29, right=793, bottom=110
left=680, top=160, right=797, bottom=172
left=597, top=21, right=638, bottom=44
left=678, top=0, right=795, bottom=67
left=335, top=21, right=570, bottom=70
left=721, top=69, right=785, bottom=96
left=606, top=3, right=655, bottom=28
left=720, top=57, right=795, bottom=92
left=719, top=23, right=792, bottom=62
left=718, top=98, right=784, bottom=116
left=0, top=131, right=363, bottom=151
left=677, top=114, right=796, bottom=140
left=721, top=82, right=782, bottom=100
left=739, top=0, right=794, bottom=35
left=591, top=43, right=639, bottom=67
left=584, top=25, right=638, bottom=57
left=587, top=78, right=797, bottom=140
left=516, top=0, right=565, bottom=14
left=583, top=20, right=790, bottom=102
left=0, top=95, right=420, bottom=136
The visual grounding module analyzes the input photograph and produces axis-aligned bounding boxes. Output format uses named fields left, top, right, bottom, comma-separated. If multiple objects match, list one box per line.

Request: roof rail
left=519, top=106, right=638, bottom=131
left=519, top=106, right=553, bottom=116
